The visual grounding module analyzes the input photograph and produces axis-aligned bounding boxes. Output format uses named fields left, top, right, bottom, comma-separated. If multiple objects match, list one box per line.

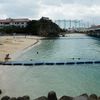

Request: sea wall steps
left=0, top=60, right=100, bottom=66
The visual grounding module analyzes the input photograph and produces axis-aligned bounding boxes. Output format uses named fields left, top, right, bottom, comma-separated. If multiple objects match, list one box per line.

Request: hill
left=26, top=17, right=62, bottom=37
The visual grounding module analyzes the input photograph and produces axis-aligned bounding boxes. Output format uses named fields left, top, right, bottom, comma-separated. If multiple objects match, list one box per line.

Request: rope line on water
left=0, top=60, right=100, bottom=66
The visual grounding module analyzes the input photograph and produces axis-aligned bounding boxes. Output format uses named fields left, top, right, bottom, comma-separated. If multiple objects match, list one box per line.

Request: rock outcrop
left=89, top=94, right=98, bottom=100
left=48, top=91, right=57, bottom=100
left=26, top=17, right=62, bottom=37
left=1, top=96, right=10, bottom=100
left=34, top=91, right=100, bottom=100
left=34, top=96, right=47, bottom=100
left=59, top=96, right=73, bottom=100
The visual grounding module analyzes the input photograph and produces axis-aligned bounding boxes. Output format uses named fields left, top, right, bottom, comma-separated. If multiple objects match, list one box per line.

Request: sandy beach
left=0, top=36, right=41, bottom=62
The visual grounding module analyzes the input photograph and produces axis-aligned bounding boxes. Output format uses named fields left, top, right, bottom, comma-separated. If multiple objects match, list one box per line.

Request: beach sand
left=0, top=36, right=41, bottom=62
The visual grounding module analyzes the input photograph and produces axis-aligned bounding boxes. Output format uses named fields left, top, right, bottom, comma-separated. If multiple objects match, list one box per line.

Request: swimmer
left=78, top=58, right=80, bottom=60
left=30, top=59, right=32, bottom=61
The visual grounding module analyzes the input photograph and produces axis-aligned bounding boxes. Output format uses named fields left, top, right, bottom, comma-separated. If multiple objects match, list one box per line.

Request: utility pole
left=63, top=20, right=66, bottom=29
left=69, top=20, right=71, bottom=29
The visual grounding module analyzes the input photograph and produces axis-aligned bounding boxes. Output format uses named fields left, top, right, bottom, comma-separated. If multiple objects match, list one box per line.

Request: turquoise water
left=0, top=34, right=100, bottom=99
left=0, top=65, right=100, bottom=99
left=16, top=34, right=100, bottom=62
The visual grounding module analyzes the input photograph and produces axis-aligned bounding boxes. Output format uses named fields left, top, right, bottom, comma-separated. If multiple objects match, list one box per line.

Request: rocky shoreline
left=0, top=89, right=100, bottom=100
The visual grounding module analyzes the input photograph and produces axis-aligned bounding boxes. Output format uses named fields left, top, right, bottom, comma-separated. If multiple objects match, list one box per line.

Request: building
left=0, top=18, right=30, bottom=28
left=40, top=17, right=52, bottom=21
left=87, top=25, right=100, bottom=37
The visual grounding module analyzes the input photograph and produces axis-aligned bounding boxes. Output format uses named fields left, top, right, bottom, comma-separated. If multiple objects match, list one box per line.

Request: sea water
left=0, top=65, right=100, bottom=99
left=15, top=34, right=100, bottom=62
left=0, top=34, right=100, bottom=99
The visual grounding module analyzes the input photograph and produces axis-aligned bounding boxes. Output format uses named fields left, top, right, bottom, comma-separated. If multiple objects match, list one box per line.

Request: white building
left=0, top=18, right=30, bottom=28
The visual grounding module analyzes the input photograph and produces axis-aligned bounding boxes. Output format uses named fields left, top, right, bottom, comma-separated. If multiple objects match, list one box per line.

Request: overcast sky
left=0, top=0, right=100, bottom=24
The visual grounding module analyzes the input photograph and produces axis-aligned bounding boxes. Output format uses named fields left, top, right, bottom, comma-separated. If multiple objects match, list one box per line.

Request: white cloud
left=0, top=0, right=41, bottom=19
left=0, top=0, right=100, bottom=23
left=39, top=3, right=100, bottom=19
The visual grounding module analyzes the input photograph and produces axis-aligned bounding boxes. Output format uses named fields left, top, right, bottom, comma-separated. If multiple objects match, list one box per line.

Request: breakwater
left=0, top=90, right=100, bottom=100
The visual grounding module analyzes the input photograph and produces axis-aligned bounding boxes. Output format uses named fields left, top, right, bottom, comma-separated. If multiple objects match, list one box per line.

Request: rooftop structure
left=41, top=17, right=50, bottom=20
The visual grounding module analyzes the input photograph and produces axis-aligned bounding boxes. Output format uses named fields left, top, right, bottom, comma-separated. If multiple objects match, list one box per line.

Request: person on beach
left=4, top=54, right=11, bottom=62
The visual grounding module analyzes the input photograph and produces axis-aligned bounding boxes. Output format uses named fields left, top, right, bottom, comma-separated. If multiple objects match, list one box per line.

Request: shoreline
left=11, top=39, right=41, bottom=61
left=0, top=36, right=43, bottom=62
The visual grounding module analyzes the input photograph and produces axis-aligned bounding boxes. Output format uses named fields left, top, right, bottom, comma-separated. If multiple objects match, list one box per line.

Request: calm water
left=15, top=34, right=100, bottom=62
left=0, top=34, right=100, bottom=99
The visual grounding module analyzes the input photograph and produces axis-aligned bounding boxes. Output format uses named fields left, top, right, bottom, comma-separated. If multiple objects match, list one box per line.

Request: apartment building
left=0, top=18, right=30, bottom=28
